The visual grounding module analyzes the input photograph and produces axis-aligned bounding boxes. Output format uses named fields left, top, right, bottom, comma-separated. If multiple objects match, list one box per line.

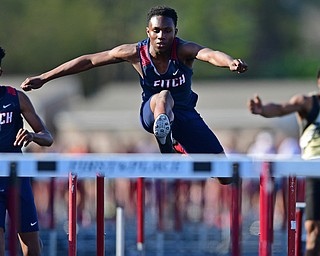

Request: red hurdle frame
left=65, top=161, right=298, bottom=256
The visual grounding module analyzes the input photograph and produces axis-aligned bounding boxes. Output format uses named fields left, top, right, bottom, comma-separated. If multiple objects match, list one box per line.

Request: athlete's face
left=146, top=15, right=177, bottom=55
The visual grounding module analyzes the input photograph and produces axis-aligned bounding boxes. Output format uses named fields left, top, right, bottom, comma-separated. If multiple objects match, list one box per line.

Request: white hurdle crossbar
left=1, top=153, right=318, bottom=256
left=1, top=153, right=319, bottom=178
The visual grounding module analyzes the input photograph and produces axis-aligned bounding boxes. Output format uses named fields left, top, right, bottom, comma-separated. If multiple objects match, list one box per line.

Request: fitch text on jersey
left=153, top=74, right=186, bottom=88
left=0, top=111, right=13, bottom=124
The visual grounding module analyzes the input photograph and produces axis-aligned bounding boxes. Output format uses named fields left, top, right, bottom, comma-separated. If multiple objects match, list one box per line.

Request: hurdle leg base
left=137, top=242, right=144, bottom=251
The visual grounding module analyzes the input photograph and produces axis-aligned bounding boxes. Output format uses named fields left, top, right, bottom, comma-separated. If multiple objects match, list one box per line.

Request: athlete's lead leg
left=150, top=90, right=175, bottom=153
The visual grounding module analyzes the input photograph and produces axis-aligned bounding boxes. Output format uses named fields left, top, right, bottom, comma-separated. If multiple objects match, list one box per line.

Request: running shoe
left=153, top=114, right=171, bottom=145
left=153, top=114, right=174, bottom=153
left=173, top=139, right=187, bottom=155
left=217, top=177, right=233, bottom=185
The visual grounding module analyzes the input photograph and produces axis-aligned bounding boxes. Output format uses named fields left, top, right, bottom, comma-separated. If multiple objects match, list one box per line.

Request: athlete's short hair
left=317, top=69, right=320, bottom=79
left=0, top=47, right=5, bottom=61
left=147, top=6, right=178, bottom=27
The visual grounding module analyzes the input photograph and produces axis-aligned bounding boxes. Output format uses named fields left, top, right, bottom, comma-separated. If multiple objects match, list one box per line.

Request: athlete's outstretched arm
left=21, top=43, right=138, bottom=91
left=197, top=47, right=247, bottom=73
left=181, top=42, right=247, bottom=73
left=248, top=94, right=306, bottom=118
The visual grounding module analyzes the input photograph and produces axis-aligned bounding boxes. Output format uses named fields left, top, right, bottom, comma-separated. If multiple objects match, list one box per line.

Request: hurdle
left=96, top=173, right=105, bottom=256
left=8, top=162, right=18, bottom=256
left=231, top=163, right=241, bottom=256
left=48, top=178, right=57, bottom=256
left=1, top=153, right=318, bottom=255
left=295, top=178, right=306, bottom=256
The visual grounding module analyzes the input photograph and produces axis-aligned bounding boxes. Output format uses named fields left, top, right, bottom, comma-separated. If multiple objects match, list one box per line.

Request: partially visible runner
left=248, top=69, right=320, bottom=256
left=0, top=46, right=53, bottom=256
left=21, top=6, right=248, bottom=184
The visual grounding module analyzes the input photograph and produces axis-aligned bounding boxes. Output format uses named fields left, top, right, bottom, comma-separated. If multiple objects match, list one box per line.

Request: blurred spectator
left=277, top=136, right=301, bottom=156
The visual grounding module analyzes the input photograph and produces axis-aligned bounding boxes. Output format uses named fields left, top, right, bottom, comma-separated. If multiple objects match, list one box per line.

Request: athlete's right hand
left=14, top=128, right=34, bottom=147
left=248, top=95, right=263, bottom=115
left=20, top=76, right=45, bottom=91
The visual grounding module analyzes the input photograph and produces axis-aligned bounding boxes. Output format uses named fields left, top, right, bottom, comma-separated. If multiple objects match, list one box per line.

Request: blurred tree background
left=1, top=0, right=320, bottom=95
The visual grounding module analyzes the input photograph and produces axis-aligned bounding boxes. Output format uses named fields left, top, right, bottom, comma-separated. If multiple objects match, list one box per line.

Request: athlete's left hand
left=14, top=128, right=34, bottom=147
left=230, top=59, right=248, bottom=73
